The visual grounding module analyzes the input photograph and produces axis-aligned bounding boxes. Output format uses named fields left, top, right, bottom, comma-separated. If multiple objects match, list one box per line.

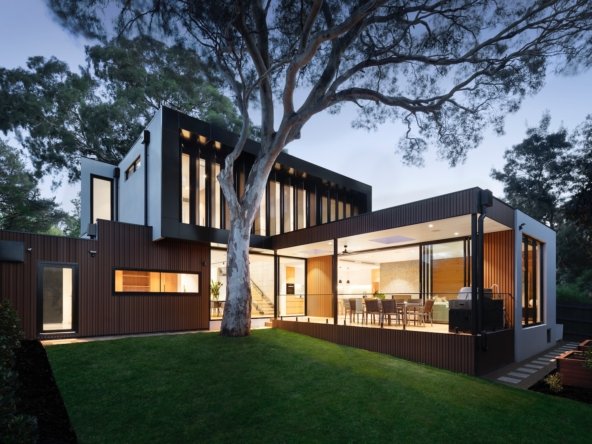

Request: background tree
left=0, top=140, right=67, bottom=233
left=492, top=114, right=592, bottom=301
left=0, top=35, right=242, bottom=182
left=48, top=0, right=592, bottom=335
left=490, top=113, right=573, bottom=230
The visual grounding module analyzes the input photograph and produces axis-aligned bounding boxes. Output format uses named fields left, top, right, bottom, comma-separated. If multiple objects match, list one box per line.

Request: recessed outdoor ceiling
left=297, top=248, right=332, bottom=256
left=370, top=235, right=415, bottom=245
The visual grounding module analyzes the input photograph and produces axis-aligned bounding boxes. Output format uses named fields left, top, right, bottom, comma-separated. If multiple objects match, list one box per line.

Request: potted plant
left=210, top=281, right=223, bottom=301
left=211, top=281, right=224, bottom=315
left=557, top=347, right=592, bottom=389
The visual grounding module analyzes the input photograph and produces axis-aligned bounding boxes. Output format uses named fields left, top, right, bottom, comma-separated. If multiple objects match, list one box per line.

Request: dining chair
left=348, top=298, right=364, bottom=324
left=380, top=299, right=399, bottom=325
left=364, top=299, right=381, bottom=325
left=416, top=299, right=435, bottom=326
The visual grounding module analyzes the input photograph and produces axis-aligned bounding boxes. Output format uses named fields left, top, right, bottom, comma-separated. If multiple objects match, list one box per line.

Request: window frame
left=113, top=267, right=201, bottom=295
left=90, top=174, right=113, bottom=224
left=37, top=261, right=79, bottom=334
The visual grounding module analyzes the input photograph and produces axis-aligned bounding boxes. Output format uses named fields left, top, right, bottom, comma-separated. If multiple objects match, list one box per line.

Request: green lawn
left=47, top=329, right=591, bottom=443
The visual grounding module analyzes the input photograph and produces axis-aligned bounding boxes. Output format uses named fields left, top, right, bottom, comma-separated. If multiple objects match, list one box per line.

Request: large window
left=39, top=263, right=77, bottom=332
left=522, top=235, right=543, bottom=326
left=114, top=269, right=199, bottom=294
left=181, top=154, right=190, bottom=223
left=197, top=158, right=207, bottom=226
left=91, top=175, right=112, bottom=223
left=178, top=131, right=368, bottom=233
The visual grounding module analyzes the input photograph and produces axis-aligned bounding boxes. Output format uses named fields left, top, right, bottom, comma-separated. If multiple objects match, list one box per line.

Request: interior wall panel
left=306, top=255, right=333, bottom=317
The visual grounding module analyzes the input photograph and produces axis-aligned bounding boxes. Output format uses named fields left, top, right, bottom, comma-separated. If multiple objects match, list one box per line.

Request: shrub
left=0, top=299, right=23, bottom=369
left=556, top=283, right=591, bottom=303
left=544, top=372, right=563, bottom=393
left=0, top=299, right=37, bottom=443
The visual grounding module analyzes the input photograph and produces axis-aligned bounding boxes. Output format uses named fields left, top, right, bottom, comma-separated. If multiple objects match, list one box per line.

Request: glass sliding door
left=38, top=263, right=77, bottom=332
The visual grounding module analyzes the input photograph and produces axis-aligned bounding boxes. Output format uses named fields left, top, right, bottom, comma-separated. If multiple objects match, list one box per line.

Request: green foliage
left=47, top=329, right=592, bottom=443
left=210, top=281, right=223, bottom=300
left=492, top=114, right=592, bottom=286
left=0, top=140, right=67, bottom=233
left=490, top=113, right=573, bottom=229
left=0, top=35, right=243, bottom=182
left=0, top=299, right=22, bottom=368
left=584, top=349, right=592, bottom=369
left=0, top=300, right=37, bottom=443
left=544, top=372, right=563, bottom=393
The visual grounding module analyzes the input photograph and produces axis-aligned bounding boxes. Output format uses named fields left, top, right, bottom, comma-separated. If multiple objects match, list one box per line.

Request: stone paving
left=484, top=341, right=578, bottom=389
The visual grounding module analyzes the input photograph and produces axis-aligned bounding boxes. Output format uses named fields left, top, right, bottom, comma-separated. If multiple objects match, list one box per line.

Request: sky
left=2, top=0, right=592, bottom=212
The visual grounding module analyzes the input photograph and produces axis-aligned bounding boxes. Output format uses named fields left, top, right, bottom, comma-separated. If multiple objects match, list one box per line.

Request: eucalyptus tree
left=48, top=0, right=592, bottom=336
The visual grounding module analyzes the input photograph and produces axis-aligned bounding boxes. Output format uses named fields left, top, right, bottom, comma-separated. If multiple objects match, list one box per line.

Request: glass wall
left=279, top=257, right=305, bottom=316
left=210, top=250, right=275, bottom=319
left=430, top=240, right=467, bottom=299
left=91, top=176, right=112, bottom=223
left=40, top=264, right=76, bottom=332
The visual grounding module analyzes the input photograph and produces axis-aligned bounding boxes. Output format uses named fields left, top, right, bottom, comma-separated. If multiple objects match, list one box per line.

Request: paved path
left=484, top=341, right=578, bottom=389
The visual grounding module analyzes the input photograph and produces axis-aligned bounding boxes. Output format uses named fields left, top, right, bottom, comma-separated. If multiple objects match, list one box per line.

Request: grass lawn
left=47, top=329, right=592, bottom=443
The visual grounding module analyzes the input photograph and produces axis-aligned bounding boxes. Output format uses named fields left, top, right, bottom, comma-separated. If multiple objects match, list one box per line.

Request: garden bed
left=530, top=370, right=592, bottom=404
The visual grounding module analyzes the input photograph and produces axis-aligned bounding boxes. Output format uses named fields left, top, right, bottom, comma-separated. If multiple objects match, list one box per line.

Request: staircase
left=251, top=280, right=274, bottom=317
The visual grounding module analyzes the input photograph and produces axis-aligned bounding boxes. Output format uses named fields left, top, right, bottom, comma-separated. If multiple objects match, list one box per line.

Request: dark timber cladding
left=272, top=187, right=513, bottom=250
left=273, top=320, right=477, bottom=374
left=273, top=320, right=514, bottom=375
left=0, top=220, right=210, bottom=339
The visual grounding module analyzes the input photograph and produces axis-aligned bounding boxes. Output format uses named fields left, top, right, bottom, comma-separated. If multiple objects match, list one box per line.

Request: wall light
left=89, top=250, right=97, bottom=257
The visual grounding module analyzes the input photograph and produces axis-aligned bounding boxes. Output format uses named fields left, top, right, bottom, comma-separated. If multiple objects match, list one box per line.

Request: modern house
left=0, top=106, right=561, bottom=375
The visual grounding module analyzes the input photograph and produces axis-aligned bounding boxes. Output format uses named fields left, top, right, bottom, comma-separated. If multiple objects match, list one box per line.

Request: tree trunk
left=220, top=218, right=252, bottom=336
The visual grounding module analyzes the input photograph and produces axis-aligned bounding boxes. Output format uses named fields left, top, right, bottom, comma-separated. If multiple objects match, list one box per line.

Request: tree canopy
left=0, top=35, right=242, bottom=181
left=491, top=114, right=592, bottom=299
left=490, top=114, right=573, bottom=229
left=46, top=0, right=592, bottom=334
left=0, top=140, right=67, bottom=233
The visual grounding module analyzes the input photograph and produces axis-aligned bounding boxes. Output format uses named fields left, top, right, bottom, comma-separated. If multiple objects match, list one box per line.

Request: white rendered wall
left=513, top=210, right=561, bottom=362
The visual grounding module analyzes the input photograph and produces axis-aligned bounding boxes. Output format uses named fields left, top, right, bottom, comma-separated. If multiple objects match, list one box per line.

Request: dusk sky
left=2, top=0, right=592, bottom=211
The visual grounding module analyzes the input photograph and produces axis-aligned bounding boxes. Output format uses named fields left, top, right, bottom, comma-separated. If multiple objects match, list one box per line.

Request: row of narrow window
left=181, top=153, right=358, bottom=235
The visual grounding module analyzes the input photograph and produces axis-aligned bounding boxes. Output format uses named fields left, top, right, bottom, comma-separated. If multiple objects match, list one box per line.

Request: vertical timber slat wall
left=306, top=256, right=333, bottom=317
left=483, top=230, right=515, bottom=327
left=273, top=320, right=477, bottom=374
left=0, top=220, right=210, bottom=339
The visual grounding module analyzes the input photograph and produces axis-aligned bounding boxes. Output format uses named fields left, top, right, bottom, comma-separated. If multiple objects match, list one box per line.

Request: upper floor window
left=125, top=156, right=141, bottom=180
left=91, top=175, right=112, bottom=223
